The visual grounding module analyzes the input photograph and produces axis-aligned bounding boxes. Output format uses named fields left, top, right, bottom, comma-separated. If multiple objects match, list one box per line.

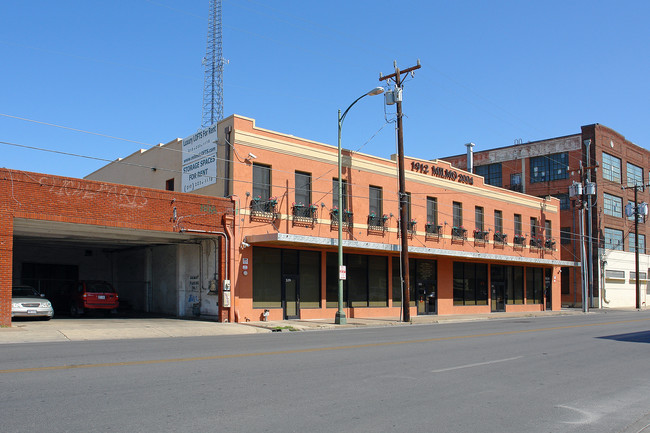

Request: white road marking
left=432, top=356, right=523, bottom=373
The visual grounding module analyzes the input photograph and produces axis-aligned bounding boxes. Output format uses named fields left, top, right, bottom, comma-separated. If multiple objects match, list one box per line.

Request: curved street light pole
left=336, top=87, right=384, bottom=325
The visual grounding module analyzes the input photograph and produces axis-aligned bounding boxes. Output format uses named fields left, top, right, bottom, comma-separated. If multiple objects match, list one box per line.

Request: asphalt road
left=2, top=310, right=650, bottom=433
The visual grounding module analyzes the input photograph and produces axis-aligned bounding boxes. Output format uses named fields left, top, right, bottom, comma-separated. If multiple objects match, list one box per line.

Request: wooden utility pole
left=379, top=60, right=421, bottom=322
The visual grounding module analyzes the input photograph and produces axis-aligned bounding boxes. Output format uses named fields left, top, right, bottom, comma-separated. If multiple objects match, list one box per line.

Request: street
left=2, top=310, right=650, bottom=432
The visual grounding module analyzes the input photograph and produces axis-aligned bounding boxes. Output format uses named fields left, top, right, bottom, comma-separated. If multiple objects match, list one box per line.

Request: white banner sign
left=182, top=124, right=218, bottom=193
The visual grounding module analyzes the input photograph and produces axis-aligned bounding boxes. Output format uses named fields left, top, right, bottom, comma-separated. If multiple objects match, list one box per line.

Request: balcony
left=397, top=220, right=417, bottom=238
left=367, top=214, right=388, bottom=233
left=292, top=203, right=318, bottom=227
left=545, top=238, right=556, bottom=251
left=530, top=237, right=543, bottom=250
left=330, top=209, right=353, bottom=230
left=473, top=229, right=489, bottom=246
left=250, top=197, right=278, bottom=222
left=493, top=232, right=507, bottom=247
left=513, top=234, right=526, bottom=250
left=451, top=227, right=467, bottom=243
left=425, top=223, right=443, bottom=241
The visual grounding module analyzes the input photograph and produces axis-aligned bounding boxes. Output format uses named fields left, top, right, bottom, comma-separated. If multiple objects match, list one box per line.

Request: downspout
left=224, top=126, right=232, bottom=197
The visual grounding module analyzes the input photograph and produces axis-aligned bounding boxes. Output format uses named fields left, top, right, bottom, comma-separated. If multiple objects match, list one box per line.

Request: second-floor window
left=602, top=152, right=622, bottom=183
left=494, top=210, right=503, bottom=233
left=514, top=214, right=522, bottom=236
left=475, top=206, right=484, bottom=231
left=427, top=197, right=438, bottom=226
left=253, top=163, right=271, bottom=200
left=332, top=178, right=348, bottom=211
left=453, top=202, right=463, bottom=227
left=295, top=171, right=311, bottom=206
left=369, top=186, right=382, bottom=217
left=530, top=217, right=539, bottom=238
left=545, top=220, right=552, bottom=238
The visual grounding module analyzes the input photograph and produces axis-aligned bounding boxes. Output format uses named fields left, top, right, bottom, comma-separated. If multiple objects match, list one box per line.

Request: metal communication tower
left=201, top=0, right=224, bottom=128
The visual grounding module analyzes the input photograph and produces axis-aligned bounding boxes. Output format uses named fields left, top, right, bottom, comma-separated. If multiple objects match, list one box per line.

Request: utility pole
left=624, top=184, right=648, bottom=309
left=569, top=158, right=597, bottom=312
left=379, top=60, right=421, bottom=322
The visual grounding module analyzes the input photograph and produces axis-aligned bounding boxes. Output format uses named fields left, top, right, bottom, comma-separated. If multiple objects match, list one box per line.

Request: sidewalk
left=248, top=309, right=590, bottom=332
left=0, top=309, right=593, bottom=344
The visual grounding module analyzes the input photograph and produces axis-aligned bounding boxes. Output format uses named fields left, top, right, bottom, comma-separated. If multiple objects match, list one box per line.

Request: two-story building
left=87, top=115, right=576, bottom=322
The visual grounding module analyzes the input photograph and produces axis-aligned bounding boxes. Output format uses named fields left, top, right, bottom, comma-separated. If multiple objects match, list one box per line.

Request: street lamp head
left=367, top=86, right=385, bottom=96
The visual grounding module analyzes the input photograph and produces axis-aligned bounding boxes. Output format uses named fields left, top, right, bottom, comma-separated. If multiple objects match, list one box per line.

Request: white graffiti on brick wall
left=39, top=177, right=148, bottom=208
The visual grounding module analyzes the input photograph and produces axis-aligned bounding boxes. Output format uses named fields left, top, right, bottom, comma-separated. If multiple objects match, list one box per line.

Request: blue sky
left=1, top=0, right=649, bottom=179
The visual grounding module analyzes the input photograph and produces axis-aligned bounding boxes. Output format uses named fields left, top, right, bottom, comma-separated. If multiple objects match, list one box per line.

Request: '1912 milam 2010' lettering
left=410, top=161, right=473, bottom=185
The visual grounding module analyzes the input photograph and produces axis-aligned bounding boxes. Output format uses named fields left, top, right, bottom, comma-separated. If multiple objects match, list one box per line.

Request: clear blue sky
left=1, top=0, right=649, bottom=179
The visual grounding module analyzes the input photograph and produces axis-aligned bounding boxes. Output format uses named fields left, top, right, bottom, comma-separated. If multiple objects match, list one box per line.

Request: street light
left=336, top=86, right=384, bottom=325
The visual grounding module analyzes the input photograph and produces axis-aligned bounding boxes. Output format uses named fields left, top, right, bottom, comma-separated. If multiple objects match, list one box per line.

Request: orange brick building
left=88, top=115, right=577, bottom=322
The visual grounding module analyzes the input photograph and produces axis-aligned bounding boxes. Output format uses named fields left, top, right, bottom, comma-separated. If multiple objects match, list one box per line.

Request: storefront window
left=252, top=247, right=281, bottom=308
left=526, top=267, right=544, bottom=304
left=326, top=253, right=388, bottom=308
left=453, top=261, right=488, bottom=305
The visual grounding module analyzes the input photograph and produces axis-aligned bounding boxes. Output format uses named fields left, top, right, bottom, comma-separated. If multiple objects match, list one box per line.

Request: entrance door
left=416, top=281, right=437, bottom=314
left=283, top=274, right=299, bottom=319
left=490, top=265, right=506, bottom=312
left=491, top=282, right=506, bottom=312
left=545, top=268, right=552, bottom=310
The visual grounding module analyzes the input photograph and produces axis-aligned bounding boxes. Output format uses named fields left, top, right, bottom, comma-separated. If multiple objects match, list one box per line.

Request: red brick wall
left=0, top=169, right=233, bottom=326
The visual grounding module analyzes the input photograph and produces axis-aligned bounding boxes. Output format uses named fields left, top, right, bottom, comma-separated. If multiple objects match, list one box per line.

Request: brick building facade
left=88, top=115, right=577, bottom=322
left=1, top=169, right=233, bottom=326
left=441, top=123, right=650, bottom=309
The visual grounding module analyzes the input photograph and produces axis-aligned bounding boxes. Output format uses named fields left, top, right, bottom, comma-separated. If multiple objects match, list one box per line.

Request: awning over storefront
left=245, top=233, right=579, bottom=268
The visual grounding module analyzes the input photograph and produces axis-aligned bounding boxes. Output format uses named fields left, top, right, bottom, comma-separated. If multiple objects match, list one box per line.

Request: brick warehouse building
left=441, top=124, right=650, bottom=310
left=87, top=115, right=577, bottom=322
left=0, top=169, right=234, bottom=327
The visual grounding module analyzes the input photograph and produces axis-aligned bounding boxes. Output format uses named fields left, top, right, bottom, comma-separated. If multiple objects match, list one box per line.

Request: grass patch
left=272, top=326, right=298, bottom=332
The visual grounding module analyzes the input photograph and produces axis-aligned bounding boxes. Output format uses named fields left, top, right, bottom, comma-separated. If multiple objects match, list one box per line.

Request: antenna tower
left=201, top=0, right=224, bottom=127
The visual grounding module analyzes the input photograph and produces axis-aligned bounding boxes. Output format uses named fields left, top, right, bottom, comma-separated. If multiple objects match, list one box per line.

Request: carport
left=0, top=169, right=234, bottom=327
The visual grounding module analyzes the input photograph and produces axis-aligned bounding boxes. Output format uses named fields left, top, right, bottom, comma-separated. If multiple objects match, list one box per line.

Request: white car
left=11, top=286, right=54, bottom=320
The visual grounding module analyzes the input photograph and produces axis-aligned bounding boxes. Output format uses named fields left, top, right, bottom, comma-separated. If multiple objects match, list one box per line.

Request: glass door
left=490, top=265, right=506, bottom=312
left=283, top=274, right=299, bottom=319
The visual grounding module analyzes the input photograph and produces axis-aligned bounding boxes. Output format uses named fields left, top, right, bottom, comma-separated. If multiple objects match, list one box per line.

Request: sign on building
left=182, top=124, right=218, bottom=193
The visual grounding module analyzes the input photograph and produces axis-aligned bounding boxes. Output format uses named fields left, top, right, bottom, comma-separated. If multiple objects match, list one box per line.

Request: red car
left=70, top=280, right=119, bottom=316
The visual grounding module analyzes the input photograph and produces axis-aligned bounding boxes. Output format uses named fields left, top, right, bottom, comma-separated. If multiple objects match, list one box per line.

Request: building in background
left=441, top=124, right=649, bottom=309
left=88, top=115, right=575, bottom=322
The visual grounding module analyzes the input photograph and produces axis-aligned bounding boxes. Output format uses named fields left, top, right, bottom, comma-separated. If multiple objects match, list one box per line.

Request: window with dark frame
left=369, top=186, right=382, bottom=217
left=530, top=153, right=569, bottom=183
left=165, top=178, right=174, bottom=191
left=474, top=163, right=502, bottom=187
left=475, top=206, right=484, bottom=231
left=453, top=201, right=463, bottom=228
left=514, top=214, right=522, bottom=236
left=295, top=171, right=311, bottom=206
left=494, top=210, right=503, bottom=234
left=427, top=197, right=438, bottom=226
left=253, top=163, right=271, bottom=200
left=332, top=178, right=348, bottom=211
